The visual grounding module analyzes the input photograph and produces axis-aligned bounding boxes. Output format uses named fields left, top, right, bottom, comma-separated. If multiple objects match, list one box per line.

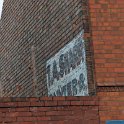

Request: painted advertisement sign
left=46, top=31, right=88, bottom=96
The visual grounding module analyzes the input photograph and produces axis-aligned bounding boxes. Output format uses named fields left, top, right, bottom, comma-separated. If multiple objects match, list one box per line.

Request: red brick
left=45, top=101, right=57, bottom=106
left=71, top=101, right=83, bottom=106
left=15, top=122, right=35, bottom=124
left=40, top=97, right=53, bottom=101
left=65, top=97, right=79, bottom=101
left=17, top=117, right=37, bottom=122
left=0, top=117, right=16, bottom=122
left=16, top=108, right=29, bottom=112
left=30, top=101, right=44, bottom=107
left=17, top=102, right=30, bottom=107
left=53, top=97, right=65, bottom=101
left=29, top=98, right=39, bottom=102
left=46, top=111, right=73, bottom=116
left=32, top=112, right=45, bottom=116
left=57, top=101, right=71, bottom=106
left=36, top=107, right=56, bottom=112
left=37, top=116, right=51, bottom=121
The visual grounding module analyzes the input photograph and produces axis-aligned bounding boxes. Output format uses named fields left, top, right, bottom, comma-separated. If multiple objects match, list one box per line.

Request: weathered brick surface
left=0, top=0, right=94, bottom=97
left=0, top=97, right=99, bottom=124
left=89, top=0, right=124, bottom=88
left=1, top=0, right=124, bottom=123
left=0, top=95, right=123, bottom=124
left=98, top=92, right=124, bottom=124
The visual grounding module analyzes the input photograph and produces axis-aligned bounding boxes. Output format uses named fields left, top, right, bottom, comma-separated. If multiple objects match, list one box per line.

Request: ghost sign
left=46, top=31, right=88, bottom=96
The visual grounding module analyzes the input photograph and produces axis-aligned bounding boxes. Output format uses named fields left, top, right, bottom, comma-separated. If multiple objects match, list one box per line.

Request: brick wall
left=89, top=0, right=124, bottom=90
left=0, top=0, right=95, bottom=97
left=0, top=97, right=99, bottom=124
left=98, top=92, right=124, bottom=124
left=0, top=95, right=124, bottom=124
left=88, top=2, right=124, bottom=123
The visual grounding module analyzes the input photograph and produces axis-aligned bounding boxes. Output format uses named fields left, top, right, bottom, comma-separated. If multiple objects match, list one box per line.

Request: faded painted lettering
left=46, top=31, right=88, bottom=96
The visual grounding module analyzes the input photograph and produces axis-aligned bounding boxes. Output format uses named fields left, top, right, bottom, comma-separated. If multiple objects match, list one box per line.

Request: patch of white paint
left=0, top=0, right=4, bottom=18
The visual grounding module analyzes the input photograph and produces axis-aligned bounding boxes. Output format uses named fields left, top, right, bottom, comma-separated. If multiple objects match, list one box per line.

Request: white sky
left=0, top=0, right=4, bottom=18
